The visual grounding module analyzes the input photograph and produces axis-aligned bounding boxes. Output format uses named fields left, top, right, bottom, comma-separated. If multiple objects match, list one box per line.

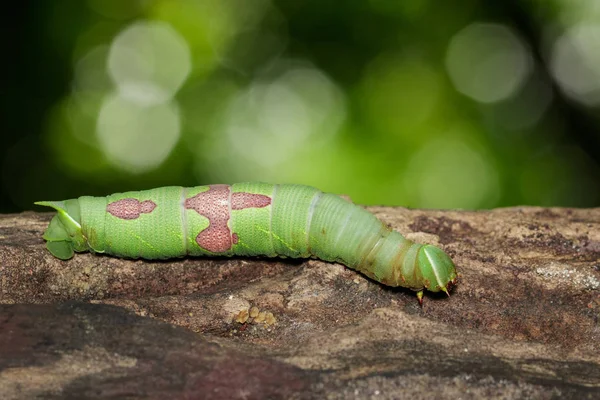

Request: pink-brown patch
left=185, top=185, right=271, bottom=252
left=196, top=225, right=233, bottom=253
left=231, top=192, right=271, bottom=209
left=140, top=200, right=156, bottom=214
left=107, top=199, right=157, bottom=220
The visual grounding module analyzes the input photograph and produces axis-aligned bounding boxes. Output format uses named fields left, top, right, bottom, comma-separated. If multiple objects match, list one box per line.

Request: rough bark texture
left=1, top=207, right=599, bottom=399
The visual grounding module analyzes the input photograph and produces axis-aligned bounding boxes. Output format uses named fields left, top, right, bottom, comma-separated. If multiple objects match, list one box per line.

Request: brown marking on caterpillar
left=339, top=194, right=353, bottom=203
left=107, top=199, right=157, bottom=220
left=185, top=185, right=271, bottom=253
left=390, top=244, right=410, bottom=282
left=231, top=192, right=271, bottom=209
left=185, top=185, right=231, bottom=253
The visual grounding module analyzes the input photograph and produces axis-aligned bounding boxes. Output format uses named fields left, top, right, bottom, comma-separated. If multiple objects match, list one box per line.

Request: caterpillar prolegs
left=36, top=183, right=458, bottom=302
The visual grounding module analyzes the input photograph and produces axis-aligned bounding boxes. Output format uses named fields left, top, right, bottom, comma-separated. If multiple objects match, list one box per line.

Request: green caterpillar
left=36, top=183, right=457, bottom=302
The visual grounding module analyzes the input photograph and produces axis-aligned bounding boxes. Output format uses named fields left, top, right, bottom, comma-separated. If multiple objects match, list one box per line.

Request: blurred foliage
left=2, top=0, right=600, bottom=213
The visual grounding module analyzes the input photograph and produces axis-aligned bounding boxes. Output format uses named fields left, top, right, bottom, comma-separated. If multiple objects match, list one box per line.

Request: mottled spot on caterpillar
left=185, top=185, right=271, bottom=253
left=196, top=225, right=232, bottom=253
left=231, top=192, right=271, bottom=209
left=107, top=198, right=157, bottom=220
left=140, top=201, right=156, bottom=213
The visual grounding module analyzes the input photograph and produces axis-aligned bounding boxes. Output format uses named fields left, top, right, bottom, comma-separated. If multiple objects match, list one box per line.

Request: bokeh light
left=201, top=63, right=346, bottom=182
left=551, top=23, right=600, bottom=106
left=446, top=23, right=533, bottom=104
left=404, top=136, right=500, bottom=209
left=97, top=93, right=181, bottom=173
left=108, top=21, right=191, bottom=106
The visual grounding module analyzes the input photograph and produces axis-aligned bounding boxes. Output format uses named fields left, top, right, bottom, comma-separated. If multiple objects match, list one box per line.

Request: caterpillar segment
left=36, top=183, right=458, bottom=302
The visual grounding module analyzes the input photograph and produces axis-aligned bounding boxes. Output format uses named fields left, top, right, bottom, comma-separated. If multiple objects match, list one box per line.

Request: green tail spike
left=34, top=200, right=67, bottom=209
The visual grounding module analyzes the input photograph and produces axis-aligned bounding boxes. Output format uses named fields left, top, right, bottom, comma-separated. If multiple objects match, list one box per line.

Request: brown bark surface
left=1, top=207, right=599, bottom=399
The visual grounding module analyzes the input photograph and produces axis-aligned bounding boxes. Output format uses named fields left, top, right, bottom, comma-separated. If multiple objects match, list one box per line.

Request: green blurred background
left=2, top=0, right=600, bottom=213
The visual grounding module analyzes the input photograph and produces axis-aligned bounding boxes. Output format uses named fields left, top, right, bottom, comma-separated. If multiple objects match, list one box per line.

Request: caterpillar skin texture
left=36, top=183, right=457, bottom=301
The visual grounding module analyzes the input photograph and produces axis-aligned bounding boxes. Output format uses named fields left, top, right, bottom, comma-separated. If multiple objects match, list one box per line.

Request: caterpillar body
left=36, top=183, right=457, bottom=302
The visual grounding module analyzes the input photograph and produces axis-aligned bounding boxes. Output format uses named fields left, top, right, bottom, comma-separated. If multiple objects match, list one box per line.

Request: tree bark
left=1, top=207, right=599, bottom=399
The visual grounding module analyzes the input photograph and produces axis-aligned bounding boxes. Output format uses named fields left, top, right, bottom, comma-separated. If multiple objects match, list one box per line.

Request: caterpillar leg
left=416, top=282, right=453, bottom=305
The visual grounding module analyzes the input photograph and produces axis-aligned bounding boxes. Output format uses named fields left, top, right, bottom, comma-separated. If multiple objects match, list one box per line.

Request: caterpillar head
left=35, top=200, right=87, bottom=260
left=417, top=245, right=458, bottom=294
